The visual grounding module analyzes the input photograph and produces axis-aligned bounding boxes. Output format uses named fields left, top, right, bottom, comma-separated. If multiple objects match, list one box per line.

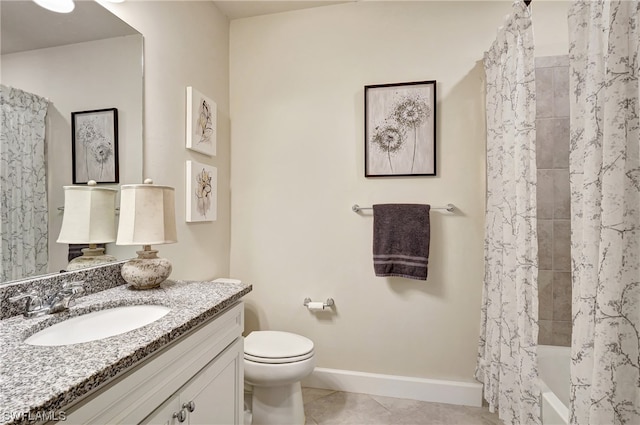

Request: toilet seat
left=244, top=350, right=314, bottom=364
left=243, top=330, right=316, bottom=424
left=244, top=331, right=314, bottom=364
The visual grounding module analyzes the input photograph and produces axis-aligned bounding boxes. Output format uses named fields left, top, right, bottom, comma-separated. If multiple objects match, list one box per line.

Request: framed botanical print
left=71, top=108, right=119, bottom=184
left=186, top=86, right=217, bottom=156
left=365, top=80, right=436, bottom=177
left=186, top=160, right=217, bottom=222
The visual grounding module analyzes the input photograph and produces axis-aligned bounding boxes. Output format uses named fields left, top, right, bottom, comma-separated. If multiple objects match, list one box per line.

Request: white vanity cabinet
left=142, top=338, right=243, bottom=425
left=60, top=302, right=244, bottom=425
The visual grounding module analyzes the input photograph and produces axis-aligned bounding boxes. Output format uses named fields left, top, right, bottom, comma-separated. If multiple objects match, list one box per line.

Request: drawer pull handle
left=173, top=409, right=187, bottom=423
left=183, top=401, right=196, bottom=412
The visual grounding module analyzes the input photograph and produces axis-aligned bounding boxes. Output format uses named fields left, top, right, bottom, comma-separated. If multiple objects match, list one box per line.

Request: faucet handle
left=8, top=292, right=45, bottom=317
left=9, top=291, right=39, bottom=304
left=62, top=280, right=85, bottom=294
left=56, top=281, right=85, bottom=310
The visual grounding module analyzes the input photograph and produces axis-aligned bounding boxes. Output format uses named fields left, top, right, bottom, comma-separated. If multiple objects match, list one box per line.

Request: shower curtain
left=0, top=85, right=49, bottom=281
left=568, top=1, right=640, bottom=424
left=476, top=1, right=540, bottom=423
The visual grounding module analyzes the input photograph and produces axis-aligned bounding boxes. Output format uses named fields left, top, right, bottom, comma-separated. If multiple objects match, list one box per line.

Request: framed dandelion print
left=365, top=80, right=436, bottom=177
left=71, top=108, right=119, bottom=184
left=186, top=160, right=217, bottom=222
left=186, top=86, right=216, bottom=156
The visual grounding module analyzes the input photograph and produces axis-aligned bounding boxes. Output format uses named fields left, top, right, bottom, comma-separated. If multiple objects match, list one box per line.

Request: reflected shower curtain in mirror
left=568, top=1, right=640, bottom=424
left=0, top=85, right=49, bottom=281
left=475, top=1, right=540, bottom=423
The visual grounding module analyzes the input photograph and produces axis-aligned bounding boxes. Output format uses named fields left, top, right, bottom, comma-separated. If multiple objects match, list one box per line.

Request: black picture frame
left=71, top=108, right=119, bottom=184
left=365, top=80, right=436, bottom=177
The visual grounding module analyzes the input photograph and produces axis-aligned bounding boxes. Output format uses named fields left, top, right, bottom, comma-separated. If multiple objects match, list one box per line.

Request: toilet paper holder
left=303, top=298, right=335, bottom=310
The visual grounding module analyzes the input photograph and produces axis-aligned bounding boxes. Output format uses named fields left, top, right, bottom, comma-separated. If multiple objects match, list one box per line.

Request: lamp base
left=67, top=247, right=117, bottom=271
left=121, top=249, right=172, bottom=290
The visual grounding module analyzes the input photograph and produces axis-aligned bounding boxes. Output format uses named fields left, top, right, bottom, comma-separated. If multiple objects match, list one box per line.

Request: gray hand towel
left=372, top=204, right=431, bottom=281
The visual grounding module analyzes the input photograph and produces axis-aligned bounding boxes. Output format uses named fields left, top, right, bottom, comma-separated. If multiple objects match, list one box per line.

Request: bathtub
left=538, top=345, right=570, bottom=425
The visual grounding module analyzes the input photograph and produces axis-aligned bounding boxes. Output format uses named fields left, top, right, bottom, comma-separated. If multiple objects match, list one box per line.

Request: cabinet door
left=182, top=338, right=244, bottom=425
left=142, top=395, right=181, bottom=425
left=63, top=302, right=244, bottom=425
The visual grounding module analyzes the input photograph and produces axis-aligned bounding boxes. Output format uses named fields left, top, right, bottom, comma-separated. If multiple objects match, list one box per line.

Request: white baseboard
left=301, top=367, right=483, bottom=407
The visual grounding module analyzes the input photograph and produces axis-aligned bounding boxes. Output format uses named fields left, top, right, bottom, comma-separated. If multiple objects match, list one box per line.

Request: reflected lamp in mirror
left=57, top=180, right=118, bottom=270
left=116, top=179, right=177, bottom=290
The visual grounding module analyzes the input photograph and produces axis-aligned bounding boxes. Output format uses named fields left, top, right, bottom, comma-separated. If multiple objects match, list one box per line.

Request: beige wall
left=229, top=1, right=570, bottom=382
left=1, top=0, right=574, bottom=382
left=105, top=1, right=231, bottom=280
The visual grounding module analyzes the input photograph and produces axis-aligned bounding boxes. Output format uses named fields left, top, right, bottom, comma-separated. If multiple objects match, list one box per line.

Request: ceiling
left=1, top=0, right=351, bottom=55
left=212, top=1, right=353, bottom=20
left=1, top=1, right=139, bottom=55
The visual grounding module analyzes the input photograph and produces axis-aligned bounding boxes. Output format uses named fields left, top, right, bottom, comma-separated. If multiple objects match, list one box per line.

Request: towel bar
left=352, top=203, right=455, bottom=213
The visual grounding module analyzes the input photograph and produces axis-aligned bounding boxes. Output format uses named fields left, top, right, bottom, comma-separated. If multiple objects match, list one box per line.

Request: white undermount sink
left=24, top=305, right=171, bottom=346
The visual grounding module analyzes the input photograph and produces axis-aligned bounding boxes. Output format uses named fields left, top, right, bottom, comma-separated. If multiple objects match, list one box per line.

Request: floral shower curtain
left=568, top=1, right=640, bottom=424
left=475, top=1, right=540, bottom=424
left=0, top=85, right=49, bottom=281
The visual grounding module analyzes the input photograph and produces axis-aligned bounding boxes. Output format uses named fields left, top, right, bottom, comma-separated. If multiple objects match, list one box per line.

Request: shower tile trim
left=535, top=54, right=572, bottom=347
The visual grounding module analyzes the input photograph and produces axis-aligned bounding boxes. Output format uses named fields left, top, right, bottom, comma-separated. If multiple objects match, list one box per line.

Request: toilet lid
left=244, top=331, right=314, bottom=362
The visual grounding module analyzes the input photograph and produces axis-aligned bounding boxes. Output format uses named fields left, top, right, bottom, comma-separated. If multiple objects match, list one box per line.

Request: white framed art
left=186, top=160, right=217, bottom=222
left=186, top=86, right=217, bottom=156
left=365, top=80, right=436, bottom=177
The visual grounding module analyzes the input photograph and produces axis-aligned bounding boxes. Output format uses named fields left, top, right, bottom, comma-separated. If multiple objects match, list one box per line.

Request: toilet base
left=250, top=382, right=304, bottom=425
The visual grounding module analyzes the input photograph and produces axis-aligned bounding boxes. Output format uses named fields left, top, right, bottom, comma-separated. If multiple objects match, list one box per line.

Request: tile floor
left=301, top=387, right=502, bottom=425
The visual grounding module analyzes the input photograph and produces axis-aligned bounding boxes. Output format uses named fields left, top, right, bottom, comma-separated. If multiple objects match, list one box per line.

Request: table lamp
left=116, top=179, right=177, bottom=289
left=57, top=180, right=117, bottom=270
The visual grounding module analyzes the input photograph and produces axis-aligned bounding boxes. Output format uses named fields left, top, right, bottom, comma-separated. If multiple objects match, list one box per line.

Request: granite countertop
left=0, top=279, right=251, bottom=425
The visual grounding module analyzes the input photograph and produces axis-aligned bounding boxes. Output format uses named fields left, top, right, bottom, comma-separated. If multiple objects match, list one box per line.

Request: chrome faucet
left=9, top=281, right=85, bottom=318
left=47, top=281, right=85, bottom=313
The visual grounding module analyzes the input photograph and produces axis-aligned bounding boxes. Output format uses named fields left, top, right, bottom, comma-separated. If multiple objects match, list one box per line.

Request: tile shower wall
left=535, top=55, right=571, bottom=346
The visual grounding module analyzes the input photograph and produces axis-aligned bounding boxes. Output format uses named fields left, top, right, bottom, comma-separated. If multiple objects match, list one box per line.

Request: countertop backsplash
left=0, top=261, right=127, bottom=320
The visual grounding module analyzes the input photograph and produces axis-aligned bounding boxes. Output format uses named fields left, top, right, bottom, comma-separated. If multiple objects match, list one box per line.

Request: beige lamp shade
left=57, top=182, right=117, bottom=244
left=116, top=181, right=177, bottom=246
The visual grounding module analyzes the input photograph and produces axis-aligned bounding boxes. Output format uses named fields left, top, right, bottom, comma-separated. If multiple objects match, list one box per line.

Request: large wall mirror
left=1, top=1, right=143, bottom=285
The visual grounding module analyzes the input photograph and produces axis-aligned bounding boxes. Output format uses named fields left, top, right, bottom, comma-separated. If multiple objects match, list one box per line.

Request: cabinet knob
left=183, top=401, right=196, bottom=413
left=173, top=409, right=187, bottom=423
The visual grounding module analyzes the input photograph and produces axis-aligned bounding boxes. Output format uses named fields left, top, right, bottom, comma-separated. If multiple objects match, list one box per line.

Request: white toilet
left=244, top=330, right=315, bottom=425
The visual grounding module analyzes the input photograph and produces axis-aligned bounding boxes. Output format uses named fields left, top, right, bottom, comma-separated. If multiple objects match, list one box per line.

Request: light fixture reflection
left=33, top=0, right=126, bottom=14
left=33, top=0, right=75, bottom=13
